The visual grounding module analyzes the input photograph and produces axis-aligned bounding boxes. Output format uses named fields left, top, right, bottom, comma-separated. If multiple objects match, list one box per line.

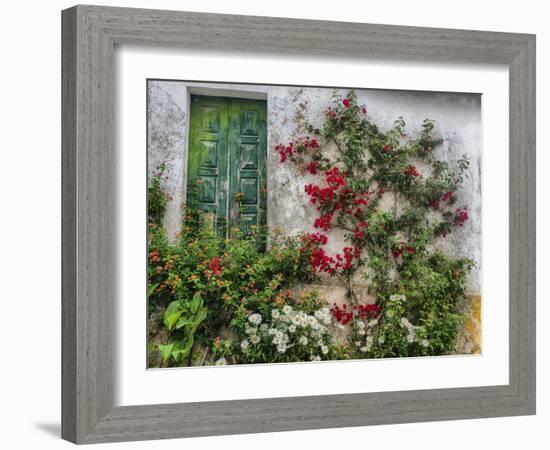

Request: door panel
left=187, top=96, right=230, bottom=233
left=187, top=95, right=267, bottom=243
left=229, top=98, right=267, bottom=242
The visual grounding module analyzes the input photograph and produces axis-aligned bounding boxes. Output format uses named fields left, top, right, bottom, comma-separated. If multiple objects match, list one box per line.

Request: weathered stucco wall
left=148, top=80, right=481, bottom=294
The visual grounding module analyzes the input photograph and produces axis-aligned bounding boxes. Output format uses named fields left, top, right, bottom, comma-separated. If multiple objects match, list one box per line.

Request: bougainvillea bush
left=147, top=90, right=475, bottom=367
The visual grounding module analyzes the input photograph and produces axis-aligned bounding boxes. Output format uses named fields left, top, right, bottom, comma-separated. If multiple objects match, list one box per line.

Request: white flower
left=276, top=344, right=287, bottom=353
left=386, top=310, right=395, bottom=318
left=320, top=344, right=329, bottom=355
left=358, top=329, right=366, bottom=336
left=245, top=325, right=256, bottom=335
left=267, top=327, right=277, bottom=336
left=421, top=339, right=429, bottom=348
left=360, top=346, right=368, bottom=352
left=299, top=336, right=308, bottom=346
left=389, top=294, right=407, bottom=302
left=400, top=317, right=413, bottom=329
left=240, top=340, right=249, bottom=350
left=282, top=305, right=292, bottom=315
left=250, top=334, right=261, bottom=345
left=407, top=333, right=415, bottom=344
left=248, top=313, right=262, bottom=326
left=357, top=321, right=365, bottom=329
left=378, top=335, right=385, bottom=344
left=215, top=357, right=227, bottom=365
left=311, top=355, right=321, bottom=362
left=259, top=324, right=268, bottom=333
left=337, top=323, right=346, bottom=330
left=271, top=309, right=280, bottom=320
left=368, top=319, right=378, bottom=327
left=314, top=308, right=331, bottom=325
left=288, top=324, right=296, bottom=333
left=355, top=341, right=362, bottom=347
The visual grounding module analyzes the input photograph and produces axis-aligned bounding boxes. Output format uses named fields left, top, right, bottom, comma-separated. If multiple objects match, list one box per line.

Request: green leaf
left=164, top=301, right=183, bottom=331
left=147, top=283, right=159, bottom=299
left=172, top=337, right=194, bottom=362
left=190, top=292, right=203, bottom=314
left=157, top=343, right=174, bottom=363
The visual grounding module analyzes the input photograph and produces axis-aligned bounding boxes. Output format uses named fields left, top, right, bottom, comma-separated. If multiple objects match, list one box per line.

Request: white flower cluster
left=353, top=319, right=379, bottom=353
left=399, top=317, right=429, bottom=347
left=243, top=305, right=332, bottom=359
left=389, top=294, right=407, bottom=302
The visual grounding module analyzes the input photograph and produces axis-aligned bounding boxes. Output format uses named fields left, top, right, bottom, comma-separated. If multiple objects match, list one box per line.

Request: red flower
left=208, top=256, right=223, bottom=277
left=383, top=144, right=392, bottom=153
left=454, top=207, right=469, bottom=226
left=275, top=142, right=294, bottom=163
left=324, top=107, right=337, bottom=118
left=361, top=105, right=368, bottom=114
left=314, top=213, right=334, bottom=231
left=306, top=161, right=319, bottom=174
left=405, top=165, right=420, bottom=177
left=342, top=98, right=350, bottom=108
left=303, top=137, right=320, bottom=149
left=392, top=249, right=402, bottom=258
left=325, top=167, right=346, bottom=187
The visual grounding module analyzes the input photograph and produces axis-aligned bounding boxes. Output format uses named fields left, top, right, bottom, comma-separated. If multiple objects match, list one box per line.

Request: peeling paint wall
left=148, top=80, right=482, bottom=294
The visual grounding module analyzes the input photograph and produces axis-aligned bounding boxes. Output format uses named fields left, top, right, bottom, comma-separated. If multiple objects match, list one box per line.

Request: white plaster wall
left=148, top=81, right=481, bottom=292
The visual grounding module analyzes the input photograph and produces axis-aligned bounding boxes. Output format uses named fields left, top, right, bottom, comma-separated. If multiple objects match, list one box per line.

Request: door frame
left=184, top=87, right=269, bottom=239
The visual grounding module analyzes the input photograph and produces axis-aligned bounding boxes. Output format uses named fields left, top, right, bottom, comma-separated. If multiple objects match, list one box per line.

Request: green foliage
left=147, top=206, right=319, bottom=367
left=157, top=293, right=208, bottom=365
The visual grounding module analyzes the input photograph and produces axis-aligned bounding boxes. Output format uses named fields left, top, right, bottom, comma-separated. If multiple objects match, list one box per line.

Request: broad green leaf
left=190, top=293, right=203, bottom=314
left=157, top=343, right=174, bottom=363
left=164, top=301, right=183, bottom=331
left=172, top=337, right=194, bottom=362
left=175, top=317, right=190, bottom=330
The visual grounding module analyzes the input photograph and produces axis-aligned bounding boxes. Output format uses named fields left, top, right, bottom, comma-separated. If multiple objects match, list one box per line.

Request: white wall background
left=0, top=0, right=546, bottom=449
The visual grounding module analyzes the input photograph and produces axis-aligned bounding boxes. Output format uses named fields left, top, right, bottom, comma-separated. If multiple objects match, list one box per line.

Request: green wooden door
left=187, top=95, right=267, bottom=241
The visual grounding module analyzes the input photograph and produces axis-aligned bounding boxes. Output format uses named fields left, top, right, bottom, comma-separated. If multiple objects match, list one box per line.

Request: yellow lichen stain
left=456, top=294, right=482, bottom=355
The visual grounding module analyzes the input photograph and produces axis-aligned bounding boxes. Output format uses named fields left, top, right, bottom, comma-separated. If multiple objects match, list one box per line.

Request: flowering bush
left=232, top=302, right=335, bottom=363
left=276, top=90, right=475, bottom=358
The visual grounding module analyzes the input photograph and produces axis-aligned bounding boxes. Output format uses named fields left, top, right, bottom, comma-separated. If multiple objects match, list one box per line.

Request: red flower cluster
left=428, top=190, right=456, bottom=209
left=340, top=246, right=360, bottom=269
left=305, top=183, right=336, bottom=207
left=314, top=213, right=334, bottom=231
left=306, top=160, right=319, bottom=175
left=324, top=107, right=337, bottom=118
left=405, top=164, right=421, bottom=177
left=342, top=98, right=350, bottom=108
left=392, top=242, right=415, bottom=258
left=353, top=220, right=368, bottom=240
left=310, top=247, right=337, bottom=274
left=383, top=144, right=392, bottom=153
left=303, top=137, right=320, bottom=149
left=361, top=105, right=368, bottom=114
left=331, top=303, right=380, bottom=324
left=325, top=167, right=346, bottom=187
left=275, top=142, right=294, bottom=163
left=454, top=207, right=469, bottom=226
left=208, top=256, right=223, bottom=277
left=302, top=232, right=329, bottom=247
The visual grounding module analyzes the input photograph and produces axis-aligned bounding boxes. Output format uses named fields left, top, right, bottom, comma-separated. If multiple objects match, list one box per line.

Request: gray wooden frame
left=62, top=5, right=536, bottom=444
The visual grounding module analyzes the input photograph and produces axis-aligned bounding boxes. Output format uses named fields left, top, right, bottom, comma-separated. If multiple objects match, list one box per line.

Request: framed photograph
left=62, top=5, right=536, bottom=444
